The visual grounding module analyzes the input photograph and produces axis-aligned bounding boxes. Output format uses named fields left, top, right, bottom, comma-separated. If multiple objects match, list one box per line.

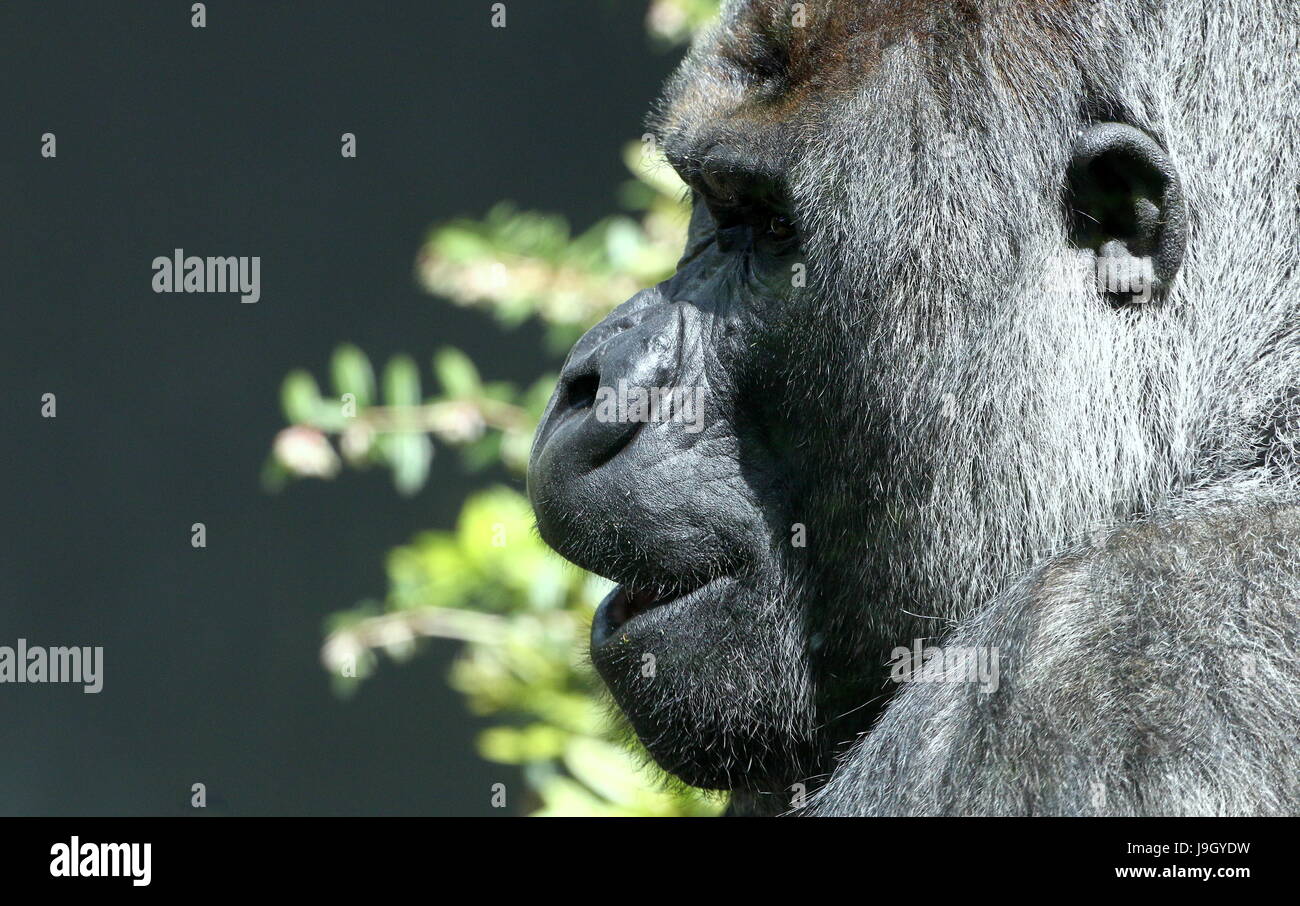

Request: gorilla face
left=529, top=188, right=823, bottom=789
left=529, top=0, right=1196, bottom=793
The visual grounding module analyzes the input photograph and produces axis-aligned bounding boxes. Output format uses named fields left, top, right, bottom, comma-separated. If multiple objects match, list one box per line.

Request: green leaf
left=259, top=456, right=289, bottom=493
left=281, top=370, right=322, bottom=424
left=331, top=344, right=375, bottom=409
left=430, top=224, right=495, bottom=262
left=461, top=432, right=502, bottom=472
left=563, top=737, right=650, bottom=806
left=433, top=347, right=482, bottom=399
left=603, top=217, right=644, bottom=268
left=389, top=432, right=433, bottom=496
left=383, top=355, right=422, bottom=407
left=479, top=724, right=567, bottom=763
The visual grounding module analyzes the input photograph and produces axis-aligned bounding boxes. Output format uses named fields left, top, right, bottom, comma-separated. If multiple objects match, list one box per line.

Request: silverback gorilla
left=527, top=0, right=1299, bottom=815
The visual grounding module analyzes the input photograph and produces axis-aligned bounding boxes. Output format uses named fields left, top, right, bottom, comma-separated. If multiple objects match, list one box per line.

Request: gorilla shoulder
left=805, top=503, right=1300, bottom=816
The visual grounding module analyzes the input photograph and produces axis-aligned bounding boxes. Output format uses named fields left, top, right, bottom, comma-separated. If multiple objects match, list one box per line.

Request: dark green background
left=0, top=0, right=677, bottom=815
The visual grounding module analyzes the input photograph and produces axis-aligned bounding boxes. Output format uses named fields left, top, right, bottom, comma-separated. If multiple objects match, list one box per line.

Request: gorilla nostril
left=566, top=372, right=600, bottom=411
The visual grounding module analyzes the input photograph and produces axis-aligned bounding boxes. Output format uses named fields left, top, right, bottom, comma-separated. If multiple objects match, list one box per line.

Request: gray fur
left=536, top=0, right=1300, bottom=815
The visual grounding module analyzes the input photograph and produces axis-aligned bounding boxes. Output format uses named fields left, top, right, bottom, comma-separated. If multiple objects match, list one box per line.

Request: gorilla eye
left=763, top=213, right=797, bottom=244
left=766, top=214, right=795, bottom=240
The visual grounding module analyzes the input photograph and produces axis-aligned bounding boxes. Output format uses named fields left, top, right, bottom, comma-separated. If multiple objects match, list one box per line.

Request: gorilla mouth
left=608, top=585, right=667, bottom=625
left=591, top=578, right=721, bottom=647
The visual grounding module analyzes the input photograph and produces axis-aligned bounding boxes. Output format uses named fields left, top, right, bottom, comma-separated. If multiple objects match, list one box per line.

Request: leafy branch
left=263, top=0, right=722, bottom=816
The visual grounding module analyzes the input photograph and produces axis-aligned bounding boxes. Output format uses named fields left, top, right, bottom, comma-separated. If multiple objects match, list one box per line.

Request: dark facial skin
left=528, top=180, right=833, bottom=790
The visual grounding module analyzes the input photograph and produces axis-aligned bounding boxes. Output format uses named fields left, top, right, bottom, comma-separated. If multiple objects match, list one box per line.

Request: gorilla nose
left=530, top=295, right=685, bottom=477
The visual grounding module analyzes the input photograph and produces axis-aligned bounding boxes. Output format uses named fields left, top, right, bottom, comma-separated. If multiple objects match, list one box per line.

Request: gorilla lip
left=592, top=579, right=718, bottom=645
left=607, top=586, right=663, bottom=626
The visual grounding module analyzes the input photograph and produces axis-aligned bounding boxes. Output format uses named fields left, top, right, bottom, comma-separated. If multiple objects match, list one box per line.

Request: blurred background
left=0, top=0, right=720, bottom=815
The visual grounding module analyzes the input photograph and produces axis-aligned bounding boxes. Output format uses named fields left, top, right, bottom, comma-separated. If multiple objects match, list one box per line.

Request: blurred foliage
left=645, top=0, right=722, bottom=47
left=414, top=139, right=691, bottom=355
left=265, top=0, right=723, bottom=816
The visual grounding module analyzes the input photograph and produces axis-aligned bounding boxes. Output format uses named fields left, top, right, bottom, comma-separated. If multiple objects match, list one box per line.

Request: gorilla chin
left=587, top=574, right=819, bottom=792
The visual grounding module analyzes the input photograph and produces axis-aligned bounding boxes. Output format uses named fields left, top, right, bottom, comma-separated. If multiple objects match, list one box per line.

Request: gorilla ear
left=1066, top=122, right=1186, bottom=303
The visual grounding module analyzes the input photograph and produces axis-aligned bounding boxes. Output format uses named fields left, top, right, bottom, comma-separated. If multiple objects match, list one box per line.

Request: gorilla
left=527, top=0, right=1299, bottom=815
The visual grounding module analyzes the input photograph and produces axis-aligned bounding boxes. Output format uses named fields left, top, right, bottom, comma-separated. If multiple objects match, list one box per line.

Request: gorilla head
left=528, top=0, right=1295, bottom=797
